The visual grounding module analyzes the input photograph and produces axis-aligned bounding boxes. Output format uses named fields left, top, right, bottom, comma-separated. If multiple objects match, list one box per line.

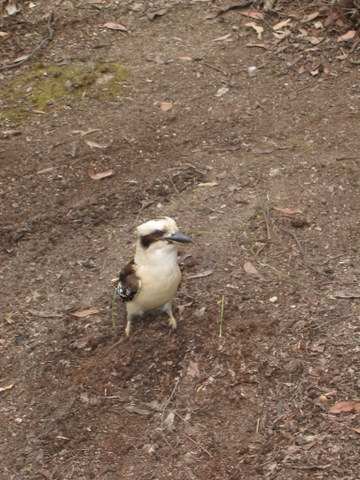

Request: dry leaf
left=197, top=181, right=218, bottom=187
left=245, top=22, right=264, bottom=40
left=71, top=309, right=100, bottom=318
left=12, top=55, right=28, bottom=64
left=147, top=9, right=167, bottom=21
left=273, top=29, right=291, bottom=40
left=246, top=43, right=267, bottom=49
left=0, top=383, right=15, bottom=393
left=104, top=22, right=128, bottom=32
left=329, top=401, right=360, bottom=414
left=0, top=31, right=9, bottom=37
left=160, top=101, right=173, bottom=112
left=215, top=86, right=229, bottom=97
left=334, top=291, right=360, bottom=299
left=163, top=411, right=175, bottom=430
left=309, top=342, right=325, bottom=353
left=273, top=207, right=299, bottom=215
left=189, top=360, right=201, bottom=379
left=302, top=11, right=320, bottom=23
left=308, top=36, right=323, bottom=45
left=187, top=270, right=213, bottom=280
left=178, top=56, right=192, bottom=62
left=243, top=261, right=260, bottom=276
left=213, top=33, right=232, bottom=42
left=28, top=309, right=62, bottom=318
left=71, top=339, right=89, bottom=349
left=298, top=28, right=308, bottom=36
left=324, top=14, right=336, bottom=27
left=84, top=139, right=108, bottom=149
left=55, top=435, right=70, bottom=440
left=125, top=405, right=152, bottom=416
left=88, top=167, right=114, bottom=180
left=337, top=30, right=357, bottom=42
left=5, top=314, right=14, bottom=324
left=5, top=3, right=20, bottom=15
left=37, top=167, right=54, bottom=175
left=273, top=18, right=292, bottom=31
left=314, top=21, right=323, bottom=29
left=298, top=65, right=305, bottom=74
left=240, top=10, right=264, bottom=20
left=177, top=301, right=193, bottom=314
left=73, top=128, right=101, bottom=136
left=38, top=468, right=51, bottom=480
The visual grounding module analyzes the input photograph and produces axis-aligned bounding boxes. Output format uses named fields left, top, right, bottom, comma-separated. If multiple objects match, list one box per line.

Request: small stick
left=161, top=377, right=180, bottom=426
left=168, top=172, right=198, bottom=215
left=132, top=200, right=155, bottom=227
left=183, top=433, right=213, bottom=458
left=203, top=62, right=227, bottom=76
left=343, top=424, right=360, bottom=435
left=103, top=338, right=123, bottom=357
left=281, top=228, right=325, bottom=275
left=0, top=11, right=55, bottom=71
left=261, top=207, right=272, bottom=242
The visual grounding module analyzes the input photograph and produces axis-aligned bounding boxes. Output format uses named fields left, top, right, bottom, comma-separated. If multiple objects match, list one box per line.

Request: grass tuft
left=219, top=295, right=225, bottom=338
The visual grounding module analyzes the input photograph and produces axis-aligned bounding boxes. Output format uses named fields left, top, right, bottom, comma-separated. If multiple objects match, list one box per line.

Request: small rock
left=143, top=443, right=156, bottom=455
left=164, top=411, right=175, bottom=431
left=80, top=392, right=89, bottom=403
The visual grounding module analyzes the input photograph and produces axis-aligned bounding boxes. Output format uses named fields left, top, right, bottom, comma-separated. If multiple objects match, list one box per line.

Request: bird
left=112, top=217, right=193, bottom=336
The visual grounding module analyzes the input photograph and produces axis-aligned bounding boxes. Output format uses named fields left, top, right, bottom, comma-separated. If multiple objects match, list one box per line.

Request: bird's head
left=136, top=217, right=193, bottom=253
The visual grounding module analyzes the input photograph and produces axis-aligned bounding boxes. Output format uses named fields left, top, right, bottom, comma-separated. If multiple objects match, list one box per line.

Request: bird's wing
left=117, top=260, right=141, bottom=302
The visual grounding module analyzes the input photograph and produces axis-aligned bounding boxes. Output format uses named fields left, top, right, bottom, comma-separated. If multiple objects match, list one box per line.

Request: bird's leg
left=125, top=315, right=133, bottom=336
left=163, top=303, right=177, bottom=332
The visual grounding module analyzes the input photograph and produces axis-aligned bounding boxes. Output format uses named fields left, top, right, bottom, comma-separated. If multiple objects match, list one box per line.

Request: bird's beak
left=163, top=231, right=194, bottom=244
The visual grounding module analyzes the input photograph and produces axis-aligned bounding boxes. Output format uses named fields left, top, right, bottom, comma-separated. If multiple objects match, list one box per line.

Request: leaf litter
left=88, top=167, right=114, bottom=180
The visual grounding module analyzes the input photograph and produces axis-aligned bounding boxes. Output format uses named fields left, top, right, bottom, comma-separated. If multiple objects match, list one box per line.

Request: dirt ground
left=1, top=1, right=360, bottom=479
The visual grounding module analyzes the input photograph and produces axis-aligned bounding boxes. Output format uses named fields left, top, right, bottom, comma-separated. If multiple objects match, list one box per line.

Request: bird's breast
left=132, top=262, right=181, bottom=313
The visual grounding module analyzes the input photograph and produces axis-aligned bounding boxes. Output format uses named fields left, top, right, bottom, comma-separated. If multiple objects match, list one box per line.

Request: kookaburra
left=112, top=217, right=193, bottom=336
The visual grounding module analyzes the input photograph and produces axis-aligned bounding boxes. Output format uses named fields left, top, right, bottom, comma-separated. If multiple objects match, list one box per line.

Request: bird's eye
left=153, top=230, right=163, bottom=238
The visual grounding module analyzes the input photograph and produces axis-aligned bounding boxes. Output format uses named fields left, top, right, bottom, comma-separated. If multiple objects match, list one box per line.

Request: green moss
left=1, top=60, right=131, bottom=124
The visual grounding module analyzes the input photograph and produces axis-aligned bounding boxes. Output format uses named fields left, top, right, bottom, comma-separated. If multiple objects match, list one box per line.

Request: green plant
left=219, top=295, right=225, bottom=338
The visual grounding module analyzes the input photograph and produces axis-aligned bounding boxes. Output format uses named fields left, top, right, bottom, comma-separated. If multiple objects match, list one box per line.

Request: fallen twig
left=281, top=228, right=326, bottom=276
left=251, top=248, right=331, bottom=298
left=132, top=200, right=155, bottom=227
left=343, top=424, right=360, bottom=435
left=203, top=62, right=228, bottom=76
left=0, top=11, right=55, bottom=71
left=168, top=172, right=198, bottom=215
left=183, top=433, right=213, bottom=458
left=103, top=338, right=123, bottom=356
left=336, top=155, right=358, bottom=161
left=261, top=207, right=272, bottom=242
left=161, top=377, right=180, bottom=427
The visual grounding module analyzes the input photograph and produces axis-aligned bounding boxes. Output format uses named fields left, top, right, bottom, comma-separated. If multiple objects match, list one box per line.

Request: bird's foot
left=125, top=320, right=131, bottom=336
left=168, top=314, right=177, bottom=333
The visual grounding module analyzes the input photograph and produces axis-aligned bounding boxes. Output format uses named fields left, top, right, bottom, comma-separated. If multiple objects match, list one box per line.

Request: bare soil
left=1, top=1, right=360, bottom=479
